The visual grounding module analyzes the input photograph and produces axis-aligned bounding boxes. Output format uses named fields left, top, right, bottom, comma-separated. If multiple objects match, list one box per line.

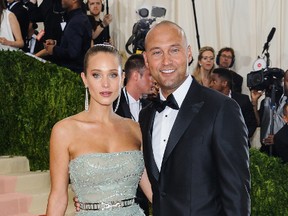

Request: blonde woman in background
left=0, top=0, right=23, bottom=50
left=192, top=46, right=215, bottom=87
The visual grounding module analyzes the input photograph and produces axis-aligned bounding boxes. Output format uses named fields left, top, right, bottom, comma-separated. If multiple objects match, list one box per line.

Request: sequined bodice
left=69, top=151, right=145, bottom=215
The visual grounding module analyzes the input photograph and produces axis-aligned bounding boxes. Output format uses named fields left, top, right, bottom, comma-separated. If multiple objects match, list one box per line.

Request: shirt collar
left=159, top=75, right=193, bottom=108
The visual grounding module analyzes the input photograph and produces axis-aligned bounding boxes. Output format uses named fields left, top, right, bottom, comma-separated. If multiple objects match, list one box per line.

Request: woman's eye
left=109, top=73, right=118, bottom=78
left=93, top=73, right=101, bottom=79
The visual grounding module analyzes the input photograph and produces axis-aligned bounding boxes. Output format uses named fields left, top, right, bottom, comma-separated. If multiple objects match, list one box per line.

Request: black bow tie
left=153, top=94, right=179, bottom=113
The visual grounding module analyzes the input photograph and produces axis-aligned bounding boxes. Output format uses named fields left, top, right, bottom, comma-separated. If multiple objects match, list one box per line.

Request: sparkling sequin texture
left=69, top=151, right=145, bottom=216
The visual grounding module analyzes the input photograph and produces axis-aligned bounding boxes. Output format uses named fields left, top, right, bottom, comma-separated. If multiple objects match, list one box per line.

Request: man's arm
left=214, top=98, right=251, bottom=215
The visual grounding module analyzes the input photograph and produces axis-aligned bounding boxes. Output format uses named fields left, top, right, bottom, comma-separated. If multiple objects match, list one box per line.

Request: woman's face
left=81, top=52, right=122, bottom=108
left=199, top=50, right=214, bottom=71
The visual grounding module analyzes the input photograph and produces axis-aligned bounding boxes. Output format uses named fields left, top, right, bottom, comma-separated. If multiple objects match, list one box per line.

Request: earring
left=113, top=91, right=121, bottom=113
left=85, top=87, right=89, bottom=112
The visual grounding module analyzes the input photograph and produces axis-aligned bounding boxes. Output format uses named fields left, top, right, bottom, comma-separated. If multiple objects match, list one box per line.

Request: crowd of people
left=1, top=0, right=288, bottom=215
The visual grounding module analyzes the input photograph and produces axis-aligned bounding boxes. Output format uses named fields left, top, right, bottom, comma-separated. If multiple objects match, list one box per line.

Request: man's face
left=88, top=0, right=102, bottom=16
left=138, top=68, right=153, bottom=95
left=209, top=73, right=225, bottom=93
left=219, top=51, right=233, bottom=68
left=61, top=0, right=72, bottom=10
left=143, top=23, right=192, bottom=97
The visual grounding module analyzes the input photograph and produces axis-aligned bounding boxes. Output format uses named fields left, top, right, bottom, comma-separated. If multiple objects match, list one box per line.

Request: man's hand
left=263, top=134, right=274, bottom=145
left=73, top=196, right=80, bottom=212
left=44, top=39, right=56, bottom=55
left=250, top=89, right=263, bottom=106
left=102, top=14, right=112, bottom=27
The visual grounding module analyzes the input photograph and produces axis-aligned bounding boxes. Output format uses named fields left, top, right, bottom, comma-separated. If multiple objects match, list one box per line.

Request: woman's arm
left=46, top=122, right=70, bottom=216
left=8, top=12, right=24, bottom=48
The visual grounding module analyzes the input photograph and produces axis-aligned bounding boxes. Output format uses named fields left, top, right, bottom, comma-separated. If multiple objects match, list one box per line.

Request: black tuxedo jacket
left=139, top=79, right=250, bottom=216
left=115, top=89, right=151, bottom=119
left=231, top=92, right=257, bottom=138
left=274, top=124, right=288, bottom=162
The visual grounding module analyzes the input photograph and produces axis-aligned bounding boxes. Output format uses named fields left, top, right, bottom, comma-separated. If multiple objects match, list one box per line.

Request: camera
left=125, top=6, right=166, bottom=54
left=247, top=67, right=284, bottom=91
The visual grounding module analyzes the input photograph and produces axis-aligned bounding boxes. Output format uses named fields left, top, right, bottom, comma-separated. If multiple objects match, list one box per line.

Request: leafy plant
left=0, top=51, right=84, bottom=170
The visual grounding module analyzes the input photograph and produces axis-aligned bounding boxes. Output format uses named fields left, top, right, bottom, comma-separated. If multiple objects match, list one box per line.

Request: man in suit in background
left=115, top=54, right=153, bottom=122
left=274, top=103, right=288, bottom=162
left=210, top=67, right=258, bottom=143
left=114, top=54, right=154, bottom=215
left=140, top=20, right=250, bottom=216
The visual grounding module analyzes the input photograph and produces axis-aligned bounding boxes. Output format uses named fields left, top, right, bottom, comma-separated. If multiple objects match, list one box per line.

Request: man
left=216, top=47, right=243, bottom=93
left=114, top=54, right=153, bottom=215
left=140, top=21, right=250, bottom=215
left=210, top=68, right=258, bottom=144
left=251, top=69, right=288, bottom=154
left=35, top=0, right=92, bottom=73
left=87, top=0, right=112, bottom=45
left=115, top=54, right=153, bottom=122
left=274, top=103, right=288, bottom=162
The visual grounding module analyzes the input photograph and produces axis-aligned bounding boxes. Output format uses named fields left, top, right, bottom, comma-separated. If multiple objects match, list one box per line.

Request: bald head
left=145, top=20, right=188, bottom=51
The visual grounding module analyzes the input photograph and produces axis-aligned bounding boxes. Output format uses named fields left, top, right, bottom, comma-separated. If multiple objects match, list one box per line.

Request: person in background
left=216, top=47, right=243, bottom=93
left=0, top=0, right=24, bottom=50
left=274, top=103, right=288, bottom=162
left=46, top=44, right=152, bottom=216
left=35, top=0, right=92, bottom=73
left=192, top=46, right=215, bottom=87
left=114, top=54, right=154, bottom=215
left=210, top=67, right=258, bottom=145
left=87, top=0, right=112, bottom=45
left=251, top=69, right=288, bottom=155
left=140, top=20, right=250, bottom=216
left=6, top=0, right=29, bottom=51
left=115, top=54, right=153, bottom=122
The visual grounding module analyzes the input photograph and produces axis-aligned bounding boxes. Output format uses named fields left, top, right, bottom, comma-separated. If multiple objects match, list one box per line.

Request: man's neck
left=222, top=88, right=230, bottom=96
left=92, top=14, right=101, bottom=21
left=125, top=84, right=141, bottom=101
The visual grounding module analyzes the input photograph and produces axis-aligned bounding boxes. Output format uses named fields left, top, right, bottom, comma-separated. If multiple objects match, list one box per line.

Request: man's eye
left=170, top=48, right=179, bottom=54
left=152, top=50, right=162, bottom=56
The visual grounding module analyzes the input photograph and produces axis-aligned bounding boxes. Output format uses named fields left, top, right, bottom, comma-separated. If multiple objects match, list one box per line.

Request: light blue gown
left=69, top=151, right=145, bottom=216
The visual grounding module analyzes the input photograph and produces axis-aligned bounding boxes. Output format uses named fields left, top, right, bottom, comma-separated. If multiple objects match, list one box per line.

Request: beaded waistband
left=79, top=198, right=135, bottom=211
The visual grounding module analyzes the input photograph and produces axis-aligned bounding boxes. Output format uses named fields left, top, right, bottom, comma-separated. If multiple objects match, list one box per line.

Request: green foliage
left=0, top=51, right=84, bottom=170
left=250, top=148, right=288, bottom=215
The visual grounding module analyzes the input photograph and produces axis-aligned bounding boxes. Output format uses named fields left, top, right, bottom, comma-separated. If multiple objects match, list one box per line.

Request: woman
left=192, top=46, right=215, bottom=87
left=46, top=44, right=152, bottom=216
left=0, top=0, right=24, bottom=50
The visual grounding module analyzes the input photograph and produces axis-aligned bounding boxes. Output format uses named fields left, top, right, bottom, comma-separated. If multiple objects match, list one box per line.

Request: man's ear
left=143, top=51, right=149, bottom=68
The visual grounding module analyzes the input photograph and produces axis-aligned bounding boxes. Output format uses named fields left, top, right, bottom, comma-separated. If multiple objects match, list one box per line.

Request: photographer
left=251, top=69, right=288, bottom=154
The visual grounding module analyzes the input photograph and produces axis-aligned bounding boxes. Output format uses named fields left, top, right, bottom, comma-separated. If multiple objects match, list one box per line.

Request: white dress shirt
left=152, top=75, right=193, bottom=170
left=124, top=87, right=141, bottom=122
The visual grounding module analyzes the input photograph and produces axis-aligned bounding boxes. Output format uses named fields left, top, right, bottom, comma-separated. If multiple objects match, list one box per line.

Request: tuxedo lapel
left=142, top=105, right=160, bottom=181
left=162, top=81, right=204, bottom=167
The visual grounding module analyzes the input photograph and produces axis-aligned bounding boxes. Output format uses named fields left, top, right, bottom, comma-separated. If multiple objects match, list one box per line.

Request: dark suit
left=274, top=124, right=288, bottom=162
left=232, top=92, right=257, bottom=139
left=231, top=70, right=243, bottom=93
left=139, top=79, right=250, bottom=216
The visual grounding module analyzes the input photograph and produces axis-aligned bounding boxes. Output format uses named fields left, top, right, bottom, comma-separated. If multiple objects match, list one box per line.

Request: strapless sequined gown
left=69, top=151, right=145, bottom=216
